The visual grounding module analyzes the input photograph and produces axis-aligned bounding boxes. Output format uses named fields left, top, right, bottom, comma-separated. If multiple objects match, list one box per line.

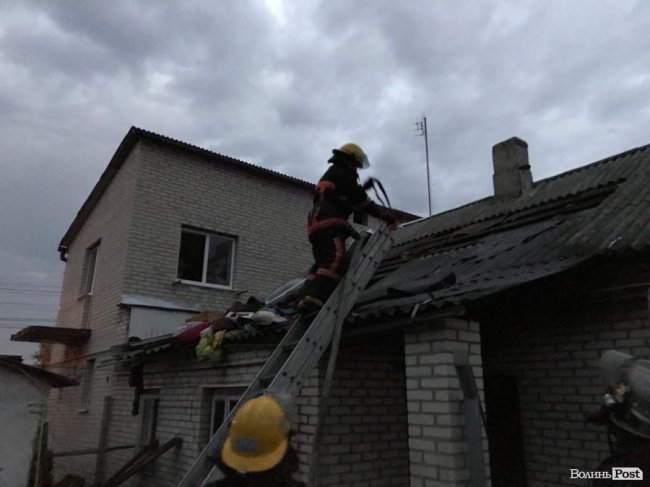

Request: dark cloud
left=1, top=0, right=650, bottom=359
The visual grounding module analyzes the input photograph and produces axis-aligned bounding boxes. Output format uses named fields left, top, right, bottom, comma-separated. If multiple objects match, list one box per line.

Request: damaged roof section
left=354, top=141, right=650, bottom=321
left=355, top=218, right=587, bottom=319
left=103, top=321, right=292, bottom=367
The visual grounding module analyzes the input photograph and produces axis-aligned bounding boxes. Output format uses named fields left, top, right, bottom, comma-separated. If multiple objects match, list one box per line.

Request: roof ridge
left=399, top=196, right=490, bottom=229
left=534, top=141, right=650, bottom=186
left=400, top=144, right=650, bottom=245
left=398, top=142, right=650, bottom=234
left=131, top=126, right=313, bottom=189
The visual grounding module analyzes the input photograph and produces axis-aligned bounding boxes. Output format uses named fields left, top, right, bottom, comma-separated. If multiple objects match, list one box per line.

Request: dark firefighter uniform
left=298, top=143, right=398, bottom=312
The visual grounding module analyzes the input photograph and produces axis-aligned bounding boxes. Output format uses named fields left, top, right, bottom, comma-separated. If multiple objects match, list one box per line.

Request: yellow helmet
left=337, top=143, right=370, bottom=169
left=221, top=395, right=290, bottom=473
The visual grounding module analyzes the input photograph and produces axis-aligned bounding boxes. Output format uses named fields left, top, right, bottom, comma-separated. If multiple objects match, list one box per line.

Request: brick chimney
left=492, top=137, right=533, bottom=199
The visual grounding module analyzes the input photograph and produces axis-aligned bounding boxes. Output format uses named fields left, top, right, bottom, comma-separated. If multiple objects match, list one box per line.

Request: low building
left=0, top=356, right=76, bottom=487
left=349, top=137, right=650, bottom=485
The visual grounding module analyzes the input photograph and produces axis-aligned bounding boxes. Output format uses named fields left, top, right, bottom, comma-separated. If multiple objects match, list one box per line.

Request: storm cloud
left=1, top=0, right=649, bottom=357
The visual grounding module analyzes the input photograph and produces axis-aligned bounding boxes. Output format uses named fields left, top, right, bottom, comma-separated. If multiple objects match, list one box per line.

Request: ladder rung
left=206, top=450, right=220, bottom=463
left=259, top=375, right=275, bottom=386
left=261, top=371, right=300, bottom=387
left=282, top=339, right=301, bottom=350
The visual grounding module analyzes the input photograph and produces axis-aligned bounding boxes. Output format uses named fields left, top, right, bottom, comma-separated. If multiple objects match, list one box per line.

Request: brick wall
left=94, top=331, right=409, bottom=487
left=481, top=258, right=650, bottom=486
left=404, top=317, right=489, bottom=487
left=54, top=146, right=140, bottom=357
left=47, top=147, right=140, bottom=480
left=294, top=332, right=410, bottom=487
left=124, top=140, right=314, bottom=313
left=482, top=296, right=649, bottom=487
left=101, top=344, right=275, bottom=487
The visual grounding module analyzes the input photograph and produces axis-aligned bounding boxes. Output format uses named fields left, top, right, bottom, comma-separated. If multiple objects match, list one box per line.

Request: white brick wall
left=54, top=146, right=140, bottom=355
left=100, top=345, right=276, bottom=487
left=93, top=331, right=409, bottom=487
left=296, top=333, right=410, bottom=487
left=123, top=141, right=314, bottom=312
left=483, top=296, right=650, bottom=487
left=404, top=317, right=489, bottom=487
left=47, top=146, right=141, bottom=481
left=482, top=258, right=650, bottom=487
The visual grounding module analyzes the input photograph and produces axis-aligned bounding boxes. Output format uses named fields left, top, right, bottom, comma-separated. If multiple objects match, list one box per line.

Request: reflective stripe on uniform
left=307, top=217, right=349, bottom=236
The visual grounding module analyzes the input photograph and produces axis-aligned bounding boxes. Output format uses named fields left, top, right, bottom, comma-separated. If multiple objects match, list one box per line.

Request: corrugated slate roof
left=354, top=142, right=650, bottom=321
left=104, top=322, right=291, bottom=364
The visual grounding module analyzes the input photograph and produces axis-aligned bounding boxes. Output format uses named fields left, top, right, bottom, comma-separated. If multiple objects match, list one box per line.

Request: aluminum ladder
left=177, top=223, right=394, bottom=487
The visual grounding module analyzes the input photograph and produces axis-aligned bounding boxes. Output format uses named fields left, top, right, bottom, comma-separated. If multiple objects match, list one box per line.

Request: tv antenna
left=415, top=116, right=432, bottom=216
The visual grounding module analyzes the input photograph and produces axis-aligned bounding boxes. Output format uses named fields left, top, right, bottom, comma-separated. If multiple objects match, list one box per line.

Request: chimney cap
left=493, top=136, right=528, bottom=150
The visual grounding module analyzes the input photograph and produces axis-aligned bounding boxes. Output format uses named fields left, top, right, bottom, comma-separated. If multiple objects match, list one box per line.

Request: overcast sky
left=2, top=0, right=650, bottom=359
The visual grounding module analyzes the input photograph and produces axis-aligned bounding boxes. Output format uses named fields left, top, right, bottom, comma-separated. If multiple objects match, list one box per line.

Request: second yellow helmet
left=221, top=395, right=290, bottom=473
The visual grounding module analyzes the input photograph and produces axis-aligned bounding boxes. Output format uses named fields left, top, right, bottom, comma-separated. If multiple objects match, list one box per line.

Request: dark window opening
left=485, top=375, right=527, bottom=486
left=177, top=229, right=235, bottom=287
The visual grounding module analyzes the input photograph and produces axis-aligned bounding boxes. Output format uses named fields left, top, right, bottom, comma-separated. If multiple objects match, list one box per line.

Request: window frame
left=200, top=386, right=245, bottom=446
left=210, top=393, right=240, bottom=436
left=137, top=390, right=160, bottom=448
left=177, top=228, right=236, bottom=289
left=78, top=358, right=95, bottom=413
left=80, top=242, right=100, bottom=297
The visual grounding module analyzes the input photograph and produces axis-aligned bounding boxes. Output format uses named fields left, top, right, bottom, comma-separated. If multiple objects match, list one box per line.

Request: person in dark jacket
left=297, top=143, right=399, bottom=313
left=208, top=449, right=303, bottom=487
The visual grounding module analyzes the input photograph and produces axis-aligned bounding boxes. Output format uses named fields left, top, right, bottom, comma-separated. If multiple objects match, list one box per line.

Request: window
left=80, top=242, right=99, bottom=327
left=210, top=394, right=240, bottom=436
left=79, top=359, right=95, bottom=412
left=201, top=387, right=243, bottom=445
left=177, top=229, right=235, bottom=288
left=137, top=391, right=159, bottom=447
left=80, top=243, right=99, bottom=296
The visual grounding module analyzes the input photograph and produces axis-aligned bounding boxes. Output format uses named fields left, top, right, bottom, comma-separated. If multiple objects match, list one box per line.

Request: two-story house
left=13, top=127, right=322, bottom=484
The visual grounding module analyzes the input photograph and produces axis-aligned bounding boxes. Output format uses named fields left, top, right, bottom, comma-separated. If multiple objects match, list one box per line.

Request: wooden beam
left=345, top=305, right=466, bottom=338
left=101, top=442, right=158, bottom=487
left=101, top=437, right=182, bottom=487
left=53, top=444, right=135, bottom=458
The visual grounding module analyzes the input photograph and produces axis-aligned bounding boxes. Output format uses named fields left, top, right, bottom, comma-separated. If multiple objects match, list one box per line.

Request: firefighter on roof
left=297, top=143, right=399, bottom=313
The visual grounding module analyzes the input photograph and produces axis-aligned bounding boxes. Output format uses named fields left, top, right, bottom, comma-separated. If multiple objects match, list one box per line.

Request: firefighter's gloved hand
left=382, top=209, right=400, bottom=230
left=585, top=407, right=608, bottom=425
left=345, top=222, right=361, bottom=240
left=362, top=177, right=376, bottom=190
